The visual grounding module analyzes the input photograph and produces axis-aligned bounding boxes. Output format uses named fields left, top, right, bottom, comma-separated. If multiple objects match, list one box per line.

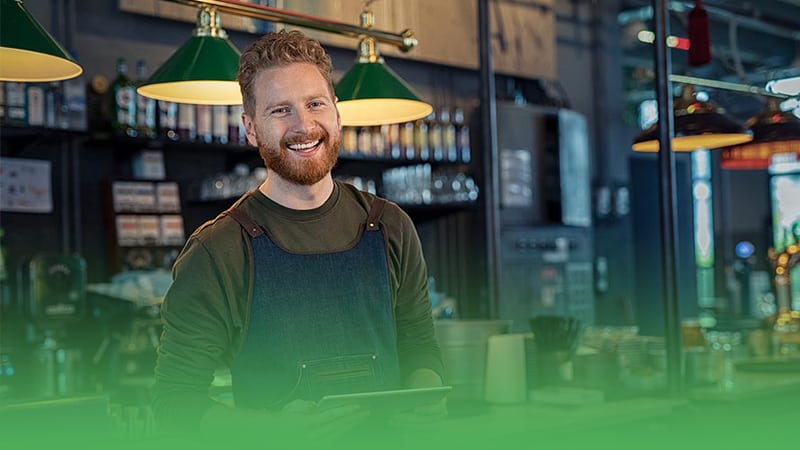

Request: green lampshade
left=0, top=0, right=82, bottom=81
left=138, top=7, right=241, bottom=105
left=335, top=61, right=432, bottom=126
left=137, top=34, right=241, bottom=105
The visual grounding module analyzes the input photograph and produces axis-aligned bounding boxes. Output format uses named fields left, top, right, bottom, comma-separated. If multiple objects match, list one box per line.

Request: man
left=151, top=29, right=445, bottom=442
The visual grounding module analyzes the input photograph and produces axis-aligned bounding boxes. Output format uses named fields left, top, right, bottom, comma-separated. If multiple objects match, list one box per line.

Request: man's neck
left=258, top=173, right=334, bottom=210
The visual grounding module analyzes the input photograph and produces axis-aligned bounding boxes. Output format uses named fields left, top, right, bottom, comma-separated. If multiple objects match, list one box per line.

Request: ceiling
left=619, top=0, right=800, bottom=123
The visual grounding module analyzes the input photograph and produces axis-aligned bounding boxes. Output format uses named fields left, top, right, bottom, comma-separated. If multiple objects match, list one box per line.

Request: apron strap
left=223, top=207, right=264, bottom=238
left=366, top=197, right=387, bottom=231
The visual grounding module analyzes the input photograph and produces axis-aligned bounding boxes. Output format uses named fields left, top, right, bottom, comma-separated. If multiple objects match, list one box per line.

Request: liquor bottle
left=428, top=110, right=444, bottom=161
left=227, top=105, right=245, bottom=146
left=442, top=108, right=458, bottom=162
left=454, top=107, right=471, bottom=164
left=357, top=126, right=372, bottom=157
left=44, top=81, right=62, bottom=129
left=0, top=81, right=6, bottom=125
left=134, top=60, right=157, bottom=139
left=157, top=100, right=179, bottom=141
left=111, top=58, right=137, bottom=137
left=372, top=125, right=387, bottom=157
left=62, top=51, right=87, bottom=131
left=196, top=104, right=213, bottom=144
left=400, top=121, right=415, bottom=160
left=414, top=115, right=430, bottom=161
left=177, top=103, right=196, bottom=142
left=0, top=228, right=8, bottom=311
left=387, top=122, right=401, bottom=159
left=212, top=105, right=229, bottom=144
left=5, top=82, right=27, bottom=126
left=342, top=126, right=358, bottom=155
left=26, top=84, right=45, bottom=127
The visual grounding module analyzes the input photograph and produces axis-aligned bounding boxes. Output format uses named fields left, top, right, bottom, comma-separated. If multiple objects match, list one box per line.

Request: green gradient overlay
left=3, top=387, right=798, bottom=450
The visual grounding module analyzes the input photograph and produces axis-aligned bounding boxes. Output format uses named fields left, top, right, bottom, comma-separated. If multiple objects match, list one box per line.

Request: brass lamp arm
left=166, top=0, right=418, bottom=52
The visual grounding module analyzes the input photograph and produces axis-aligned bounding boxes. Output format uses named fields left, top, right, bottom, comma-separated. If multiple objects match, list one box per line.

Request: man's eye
left=271, top=107, right=290, bottom=114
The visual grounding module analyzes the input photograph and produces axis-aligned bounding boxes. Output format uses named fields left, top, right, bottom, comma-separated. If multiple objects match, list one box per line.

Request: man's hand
left=388, top=368, right=449, bottom=429
left=278, top=399, right=370, bottom=441
left=198, top=398, right=370, bottom=446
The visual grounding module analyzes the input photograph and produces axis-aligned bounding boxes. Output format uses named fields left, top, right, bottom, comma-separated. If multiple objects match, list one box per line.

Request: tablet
left=316, top=386, right=452, bottom=416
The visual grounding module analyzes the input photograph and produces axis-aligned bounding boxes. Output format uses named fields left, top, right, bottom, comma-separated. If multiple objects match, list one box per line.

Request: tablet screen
left=316, top=386, right=452, bottom=417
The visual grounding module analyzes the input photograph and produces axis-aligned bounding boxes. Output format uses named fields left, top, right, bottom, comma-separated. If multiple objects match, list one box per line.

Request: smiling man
left=151, top=30, right=444, bottom=444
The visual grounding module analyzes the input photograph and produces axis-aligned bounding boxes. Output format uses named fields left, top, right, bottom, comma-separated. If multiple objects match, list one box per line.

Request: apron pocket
left=299, top=353, right=385, bottom=401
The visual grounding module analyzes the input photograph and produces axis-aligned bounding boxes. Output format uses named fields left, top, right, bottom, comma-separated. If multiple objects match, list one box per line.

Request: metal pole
left=169, top=0, right=418, bottom=51
left=653, top=0, right=684, bottom=396
left=478, top=0, right=500, bottom=318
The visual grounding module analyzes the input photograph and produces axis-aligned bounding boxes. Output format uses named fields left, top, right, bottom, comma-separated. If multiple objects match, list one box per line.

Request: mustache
left=283, top=130, right=327, bottom=146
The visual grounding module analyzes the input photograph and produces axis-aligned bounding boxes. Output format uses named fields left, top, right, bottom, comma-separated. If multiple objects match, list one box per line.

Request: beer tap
left=768, top=223, right=800, bottom=354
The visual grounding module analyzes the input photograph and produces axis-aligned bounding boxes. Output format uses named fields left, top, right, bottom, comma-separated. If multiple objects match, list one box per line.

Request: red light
left=675, top=37, right=691, bottom=51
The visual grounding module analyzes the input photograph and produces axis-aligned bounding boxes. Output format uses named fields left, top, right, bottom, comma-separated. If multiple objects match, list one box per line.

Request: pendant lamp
left=632, top=84, right=753, bottom=152
left=0, top=0, right=82, bottom=81
left=721, top=97, right=800, bottom=170
left=137, top=7, right=242, bottom=105
left=334, top=8, right=432, bottom=126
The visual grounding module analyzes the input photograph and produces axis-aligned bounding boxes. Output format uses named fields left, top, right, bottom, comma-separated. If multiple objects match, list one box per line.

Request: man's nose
left=291, top=108, right=316, bottom=133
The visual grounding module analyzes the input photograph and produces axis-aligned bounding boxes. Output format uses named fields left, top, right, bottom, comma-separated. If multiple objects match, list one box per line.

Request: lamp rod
left=653, top=0, right=684, bottom=397
left=166, top=0, right=418, bottom=52
left=669, top=74, right=789, bottom=98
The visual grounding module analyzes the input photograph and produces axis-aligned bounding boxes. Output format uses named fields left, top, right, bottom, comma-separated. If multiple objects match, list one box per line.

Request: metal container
left=30, top=335, right=84, bottom=397
left=684, top=347, right=713, bottom=386
left=434, top=320, right=512, bottom=400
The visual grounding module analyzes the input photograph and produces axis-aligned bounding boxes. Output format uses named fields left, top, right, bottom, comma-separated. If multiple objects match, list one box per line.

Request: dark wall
left=5, top=1, right=775, bottom=326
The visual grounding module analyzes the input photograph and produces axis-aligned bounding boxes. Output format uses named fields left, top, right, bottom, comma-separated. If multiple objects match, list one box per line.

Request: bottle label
left=178, top=104, right=196, bottom=129
left=6, top=82, right=27, bottom=124
left=212, top=105, right=228, bottom=142
left=115, top=86, right=136, bottom=127
left=137, top=94, right=156, bottom=135
left=158, top=101, right=177, bottom=130
left=196, top=105, right=212, bottom=139
left=342, top=127, right=357, bottom=154
left=27, top=85, right=45, bottom=127
left=442, top=122, right=454, bottom=158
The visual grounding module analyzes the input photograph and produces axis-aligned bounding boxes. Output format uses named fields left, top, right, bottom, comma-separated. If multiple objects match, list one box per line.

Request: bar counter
left=2, top=362, right=799, bottom=450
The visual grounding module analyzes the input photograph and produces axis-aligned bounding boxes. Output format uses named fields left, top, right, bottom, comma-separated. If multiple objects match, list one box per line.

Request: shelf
left=399, top=202, right=478, bottom=222
left=0, top=126, right=88, bottom=156
left=186, top=196, right=476, bottom=222
left=85, top=133, right=254, bottom=154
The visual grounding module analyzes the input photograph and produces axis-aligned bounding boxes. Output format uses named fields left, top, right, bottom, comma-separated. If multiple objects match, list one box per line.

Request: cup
left=484, top=333, right=527, bottom=404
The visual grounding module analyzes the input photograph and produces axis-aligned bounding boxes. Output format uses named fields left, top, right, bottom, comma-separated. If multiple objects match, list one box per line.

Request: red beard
left=258, top=129, right=340, bottom=185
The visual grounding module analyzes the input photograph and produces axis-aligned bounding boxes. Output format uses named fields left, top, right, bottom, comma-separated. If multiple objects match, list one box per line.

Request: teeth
left=288, top=140, right=320, bottom=151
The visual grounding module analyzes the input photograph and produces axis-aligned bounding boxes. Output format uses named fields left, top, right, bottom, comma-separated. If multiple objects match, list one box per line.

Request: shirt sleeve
left=386, top=205, right=445, bottom=383
left=151, top=235, right=240, bottom=434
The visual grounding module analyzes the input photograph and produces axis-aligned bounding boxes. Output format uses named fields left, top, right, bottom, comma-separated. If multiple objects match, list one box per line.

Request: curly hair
left=238, top=29, right=334, bottom=117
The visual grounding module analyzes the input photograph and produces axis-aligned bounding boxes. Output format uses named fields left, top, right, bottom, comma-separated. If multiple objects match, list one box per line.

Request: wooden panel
left=119, top=0, right=556, bottom=80
left=490, top=0, right=556, bottom=79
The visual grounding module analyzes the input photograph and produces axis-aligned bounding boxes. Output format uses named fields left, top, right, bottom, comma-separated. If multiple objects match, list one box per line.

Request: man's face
left=243, top=62, right=341, bottom=186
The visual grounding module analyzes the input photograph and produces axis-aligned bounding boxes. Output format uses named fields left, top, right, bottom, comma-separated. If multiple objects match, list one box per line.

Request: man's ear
left=242, top=112, right=258, bottom=147
left=334, top=97, right=342, bottom=130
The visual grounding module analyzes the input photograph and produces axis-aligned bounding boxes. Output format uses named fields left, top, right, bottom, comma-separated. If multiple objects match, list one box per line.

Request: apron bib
left=226, top=197, right=400, bottom=410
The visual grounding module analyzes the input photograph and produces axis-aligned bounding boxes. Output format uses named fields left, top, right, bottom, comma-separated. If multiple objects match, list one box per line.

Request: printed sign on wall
left=0, top=157, right=53, bottom=213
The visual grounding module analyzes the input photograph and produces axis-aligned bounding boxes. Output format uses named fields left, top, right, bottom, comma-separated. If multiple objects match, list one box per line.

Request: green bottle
left=111, top=57, right=137, bottom=137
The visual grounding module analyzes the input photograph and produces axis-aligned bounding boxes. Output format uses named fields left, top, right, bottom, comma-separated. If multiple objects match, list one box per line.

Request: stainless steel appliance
left=496, top=102, right=592, bottom=228
left=498, top=227, right=595, bottom=332
left=25, top=254, right=87, bottom=397
left=493, top=102, right=595, bottom=332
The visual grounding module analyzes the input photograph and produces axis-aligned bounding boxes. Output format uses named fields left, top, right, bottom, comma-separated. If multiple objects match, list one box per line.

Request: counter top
left=690, top=356, right=800, bottom=402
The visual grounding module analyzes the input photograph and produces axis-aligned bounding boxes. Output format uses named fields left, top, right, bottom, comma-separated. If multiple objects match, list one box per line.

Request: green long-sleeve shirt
left=152, top=180, right=443, bottom=432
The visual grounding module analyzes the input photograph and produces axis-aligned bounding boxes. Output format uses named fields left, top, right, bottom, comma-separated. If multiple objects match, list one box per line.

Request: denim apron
left=225, top=197, right=401, bottom=410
